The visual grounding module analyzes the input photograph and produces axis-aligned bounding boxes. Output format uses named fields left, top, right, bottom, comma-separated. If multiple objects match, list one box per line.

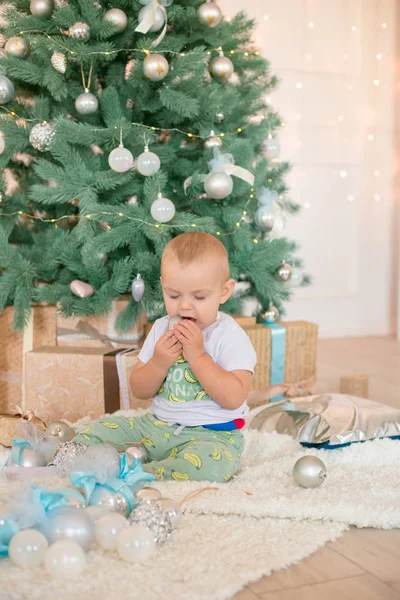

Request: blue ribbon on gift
left=264, top=322, right=286, bottom=402
left=10, top=438, right=31, bottom=466
left=0, top=515, right=20, bottom=558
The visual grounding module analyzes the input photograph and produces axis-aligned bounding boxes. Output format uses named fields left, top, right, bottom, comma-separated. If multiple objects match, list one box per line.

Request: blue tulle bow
left=31, top=485, right=86, bottom=512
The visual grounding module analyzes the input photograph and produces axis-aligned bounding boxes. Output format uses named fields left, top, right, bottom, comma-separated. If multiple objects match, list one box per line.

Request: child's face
left=161, top=257, right=235, bottom=330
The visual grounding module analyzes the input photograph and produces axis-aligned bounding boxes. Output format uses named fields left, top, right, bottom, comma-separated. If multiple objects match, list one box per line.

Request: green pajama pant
left=72, top=413, right=244, bottom=483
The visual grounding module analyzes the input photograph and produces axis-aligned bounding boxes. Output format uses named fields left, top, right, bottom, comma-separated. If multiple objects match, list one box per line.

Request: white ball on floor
left=84, top=506, right=110, bottom=524
left=117, top=524, right=155, bottom=562
left=293, top=456, right=327, bottom=488
left=44, top=540, right=87, bottom=579
left=95, top=513, right=129, bottom=551
left=8, top=529, right=48, bottom=568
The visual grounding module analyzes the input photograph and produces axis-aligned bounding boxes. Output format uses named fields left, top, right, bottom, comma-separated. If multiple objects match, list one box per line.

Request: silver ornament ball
left=89, top=485, right=131, bottom=518
left=128, top=501, right=172, bottom=544
left=143, top=53, right=169, bottom=81
left=69, top=22, right=91, bottom=41
left=215, top=111, right=225, bottom=123
left=293, top=456, right=327, bottom=488
left=53, top=441, right=89, bottom=477
left=155, top=497, right=181, bottom=530
left=277, top=262, right=293, bottom=282
left=209, top=55, right=234, bottom=80
left=204, top=172, right=233, bottom=200
left=30, top=0, right=53, bottom=17
left=135, top=487, right=162, bottom=504
left=19, top=447, right=47, bottom=468
left=0, top=76, right=15, bottom=104
left=108, top=145, right=134, bottom=173
left=138, top=6, right=165, bottom=32
left=47, top=421, right=76, bottom=443
left=136, top=150, right=160, bottom=176
left=198, top=1, right=223, bottom=28
left=261, top=304, right=279, bottom=324
left=255, top=205, right=275, bottom=232
left=125, top=445, right=148, bottom=465
left=5, top=36, right=30, bottom=59
left=204, top=134, right=222, bottom=150
left=168, top=315, right=181, bottom=330
left=42, top=507, right=94, bottom=551
left=104, top=8, right=128, bottom=32
left=75, top=91, right=98, bottom=115
left=262, top=137, right=280, bottom=161
left=258, top=189, right=278, bottom=205
left=150, top=196, right=175, bottom=223
left=131, top=274, right=145, bottom=302
left=29, top=121, right=56, bottom=152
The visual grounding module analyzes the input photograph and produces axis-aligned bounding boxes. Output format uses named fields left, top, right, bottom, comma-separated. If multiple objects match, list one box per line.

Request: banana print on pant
left=72, top=413, right=244, bottom=483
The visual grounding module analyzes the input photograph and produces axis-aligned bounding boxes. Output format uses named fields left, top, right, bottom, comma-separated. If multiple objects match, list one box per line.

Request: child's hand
left=152, top=330, right=183, bottom=371
left=173, top=320, right=205, bottom=364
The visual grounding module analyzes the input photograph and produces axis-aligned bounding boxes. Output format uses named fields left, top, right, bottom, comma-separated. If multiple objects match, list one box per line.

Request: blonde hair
left=161, top=232, right=230, bottom=280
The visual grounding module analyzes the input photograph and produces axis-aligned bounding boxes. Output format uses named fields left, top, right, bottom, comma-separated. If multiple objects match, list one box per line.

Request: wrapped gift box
left=0, top=305, right=57, bottom=413
left=57, top=297, right=146, bottom=349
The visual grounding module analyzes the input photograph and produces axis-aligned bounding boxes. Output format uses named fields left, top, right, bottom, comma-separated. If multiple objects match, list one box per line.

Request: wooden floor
left=233, top=335, right=400, bottom=600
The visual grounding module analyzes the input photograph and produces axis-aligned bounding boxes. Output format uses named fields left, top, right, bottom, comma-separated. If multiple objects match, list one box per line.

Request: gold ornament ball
left=30, top=0, right=53, bottom=17
left=197, top=1, right=223, bottom=28
left=69, top=22, right=91, bottom=41
left=277, top=263, right=293, bottom=282
left=5, top=36, right=30, bottom=59
left=209, top=55, right=234, bottom=80
left=104, top=8, right=128, bottom=32
left=143, top=53, right=169, bottom=81
left=204, top=135, right=222, bottom=150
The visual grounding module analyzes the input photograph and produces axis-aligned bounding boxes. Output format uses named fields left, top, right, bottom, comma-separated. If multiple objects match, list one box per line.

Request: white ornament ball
left=293, top=456, right=327, bottom=488
left=70, top=279, right=94, bottom=298
left=47, top=420, right=75, bottom=443
left=95, top=513, right=129, bottom=551
left=84, top=506, right=110, bottom=525
left=19, top=446, right=47, bottom=468
left=5, top=36, right=30, bottom=59
left=136, top=150, right=160, bottom=176
left=209, top=56, right=234, bottom=80
left=9, top=529, right=48, bottom=569
left=0, top=76, right=15, bottom=104
left=117, top=524, right=155, bottom=563
left=168, top=315, right=181, bottom=330
left=135, top=486, right=162, bottom=504
left=0, top=132, right=4, bottom=155
left=30, top=0, right=53, bottom=17
left=75, top=91, right=98, bottom=115
left=262, top=137, right=280, bottom=161
left=131, top=274, right=145, bottom=302
left=143, top=53, right=169, bottom=81
left=138, top=6, right=165, bottom=32
left=255, top=205, right=275, bottom=232
left=204, top=172, right=233, bottom=199
left=44, top=540, right=87, bottom=579
left=258, top=189, right=278, bottom=205
left=43, top=508, right=95, bottom=551
left=197, top=2, right=223, bottom=28
left=104, top=8, right=128, bottom=32
left=69, top=22, right=90, bottom=41
left=150, top=197, right=175, bottom=223
left=108, top=145, right=134, bottom=172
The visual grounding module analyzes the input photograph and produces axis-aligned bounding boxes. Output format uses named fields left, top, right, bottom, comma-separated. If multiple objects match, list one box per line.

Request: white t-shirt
left=138, top=312, right=257, bottom=427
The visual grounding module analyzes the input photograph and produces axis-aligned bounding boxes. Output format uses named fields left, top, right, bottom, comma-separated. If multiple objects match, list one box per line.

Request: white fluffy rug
left=0, top=409, right=399, bottom=600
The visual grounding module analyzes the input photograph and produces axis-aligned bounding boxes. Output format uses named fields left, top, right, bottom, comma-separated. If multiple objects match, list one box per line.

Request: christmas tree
left=0, top=0, right=309, bottom=332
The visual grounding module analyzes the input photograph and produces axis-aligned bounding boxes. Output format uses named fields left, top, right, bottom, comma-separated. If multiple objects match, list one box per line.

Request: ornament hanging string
left=80, top=62, right=93, bottom=92
left=102, top=436, right=150, bottom=448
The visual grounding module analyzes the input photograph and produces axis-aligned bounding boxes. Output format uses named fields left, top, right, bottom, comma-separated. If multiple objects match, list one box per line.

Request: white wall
left=220, top=0, right=398, bottom=338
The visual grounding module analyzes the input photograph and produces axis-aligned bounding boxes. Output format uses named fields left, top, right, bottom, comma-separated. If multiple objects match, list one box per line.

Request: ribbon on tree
left=184, top=148, right=255, bottom=194
left=135, top=0, right=168, bottom=48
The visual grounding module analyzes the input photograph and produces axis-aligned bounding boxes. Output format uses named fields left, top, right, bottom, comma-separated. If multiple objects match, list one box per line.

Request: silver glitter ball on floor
left=29, top=121, right=56, bottom=152
left=128, top=501, right=172, bottom=544
left=53, top=441, right=88, bottom=477
left=155, top=497, right=181, bottom=530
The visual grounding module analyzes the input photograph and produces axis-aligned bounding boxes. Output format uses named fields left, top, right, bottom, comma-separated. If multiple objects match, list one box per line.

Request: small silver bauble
left=277, top=262, right=293, bottom=282
left=29, top=121, right=56, bottom=152
left=150, top=196, right=175, bottom=223
left=104, top=8, right=128, bottom=32
left=215, top=111, right=225, bottom=123
left=47, top=421, right=75, bottom=444
left=143, top=53, right=169, bottom=82
left=204, top=172, right=233, bottom=200
left=0, top=76, right=15, bottom=104
left=155, top=498, right=181, bottom=530
left=197, top=1, right=223, bottom=28
left=135, top=487, right=162, bottom=504
left=30, top=0, right=53, bottom=17
left=168, top=315, right=181, bottom=330
left=209, top=55, right=234, bottom=80
left=262, top=137, right=280, bottom=161
left=5, top=36, right=30, bottom=59
left=69, top=22, right=91, bottom=42
left=128, top=501, right=172, bottom=544
left=53, top=441, right=89, bottom=477
left=19, top=447, right=47, bottom=468
left=258, top=189, right=278, bottom=205
left=138, top=6, right=165, bottom=32
left=127, top=195, right=138, bottom=205
left=204, top=132, right=222, bottom=150
left=75, top=90, right=98, bottom=115
left=136, top=149, right=160, bottom=176
left=125, top=445, right=147, bottom=464
left=89, top=486, right=131, bottom=517
left=293, top=456, right=327, bottom=488
left=108, top=144, right=134, bottom=172
left=42, top=507, right=94, bottom=551
left=255, top=205, right=275, bottom=232
left=261, top=304, right=279, bottom=324
left=131, top=274, right=145, bottom=302
left=51, top=51, right=67, bottom=73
